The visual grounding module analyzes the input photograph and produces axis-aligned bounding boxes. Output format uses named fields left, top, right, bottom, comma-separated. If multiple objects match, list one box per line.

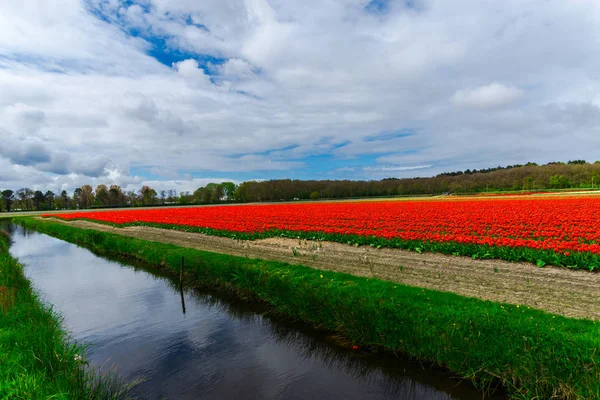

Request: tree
left=14, top=188, right=34, bottom=210
left=108, top=185, right=125, bottom=206
left=80, top=185, right=94, bottom=209
left=139, top=186, right=157, bottom=206
left=73, top=188, right=82, bottom=209
left=60, top=190, right=70, bottom=209
left=167, top=189, right=177, bottom=203
left=209, top=184, right=224, bottom=203
left=1, top=190, right=14, bottom=212
left=549, top=174, right=571, bottom=189
left=159, top=190, right=167, bottom=204
left=125, top=190, right=139, bottom=206
left=221, top=182, right=237, bottom=201
left=33, top=190, right=45, bottom=210
left=205, top=183, right=219, bottom=203
left=179, top=191, right=194, bottom=204
left=95, top=185, right=109, bottom=206
left=44, top=191, right=55, bottom=210
left=25, top=188, right=34, bottom=210
left=16, top=188, right=32, bottom=211
left=193, top=187, right=207, bottom=203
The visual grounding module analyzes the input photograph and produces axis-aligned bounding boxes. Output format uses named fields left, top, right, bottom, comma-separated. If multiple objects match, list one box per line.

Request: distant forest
left=1, top=160, right=599, bottom=212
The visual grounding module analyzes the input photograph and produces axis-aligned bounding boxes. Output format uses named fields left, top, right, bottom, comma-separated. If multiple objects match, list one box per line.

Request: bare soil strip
left=49, top=218, right=600, bottom=321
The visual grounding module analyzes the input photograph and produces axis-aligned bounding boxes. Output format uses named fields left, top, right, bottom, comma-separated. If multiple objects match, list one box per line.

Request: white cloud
left=172, top=59, right=212, bottom=86
left=451, top=83, right=524, bottom=109
left=2, top=0, right=600, bottom=191
left=363, top=165, right=432, bottom=172
left=217, top=58, right=256, bottom=80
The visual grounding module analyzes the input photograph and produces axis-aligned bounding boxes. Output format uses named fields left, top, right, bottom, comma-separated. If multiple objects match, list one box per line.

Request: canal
left=3, top=222, right=495, bottom=400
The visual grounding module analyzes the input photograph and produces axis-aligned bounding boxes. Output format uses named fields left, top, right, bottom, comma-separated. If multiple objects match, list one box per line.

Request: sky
left=1, top=0, right=600, bottom=194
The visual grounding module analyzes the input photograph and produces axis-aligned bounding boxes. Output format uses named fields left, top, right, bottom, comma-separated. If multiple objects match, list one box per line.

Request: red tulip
left=45, top=196, right=600, bottom=259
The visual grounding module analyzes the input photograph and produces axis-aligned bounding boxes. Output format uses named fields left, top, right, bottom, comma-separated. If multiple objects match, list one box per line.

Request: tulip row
left=46, top=196, right=600, bottom=270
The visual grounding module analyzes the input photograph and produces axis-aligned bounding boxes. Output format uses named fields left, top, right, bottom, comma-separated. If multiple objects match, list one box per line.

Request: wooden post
left=180, top=282, right=186, bottom=315
left=179, top=256, right=184, bottom=288
left=179, top=256, right=186, bottom=315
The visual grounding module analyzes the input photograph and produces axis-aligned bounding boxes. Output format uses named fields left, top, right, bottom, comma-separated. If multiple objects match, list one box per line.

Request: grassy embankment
left=0, top=230, right=130, bottom=399
left=16, top=217, right=600, bottom=400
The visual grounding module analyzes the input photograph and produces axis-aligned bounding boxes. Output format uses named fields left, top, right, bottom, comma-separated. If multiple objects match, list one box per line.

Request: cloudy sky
left=2, top=0, right=600, bottom=194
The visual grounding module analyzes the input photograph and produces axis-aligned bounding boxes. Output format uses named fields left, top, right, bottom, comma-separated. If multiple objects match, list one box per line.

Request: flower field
left=46, top=196, right=600, bottom=270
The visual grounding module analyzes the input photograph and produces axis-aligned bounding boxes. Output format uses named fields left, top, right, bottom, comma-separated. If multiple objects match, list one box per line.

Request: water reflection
left=3, top=222, right=498, bottom=400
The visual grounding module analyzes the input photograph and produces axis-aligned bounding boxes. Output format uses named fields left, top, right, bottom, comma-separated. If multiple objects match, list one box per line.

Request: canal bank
left=2, top=220, right=490, bottom=400
left=0, top=227, right=130, bottom=399
left=13, top=217, right=600, bottom=399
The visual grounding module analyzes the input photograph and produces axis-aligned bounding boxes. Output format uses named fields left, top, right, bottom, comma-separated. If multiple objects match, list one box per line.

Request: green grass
left=16, top=217, right=600, bottom=400
left=0, top=229, right=132, bottom=399
left=47, top=217, right=600, bottom=271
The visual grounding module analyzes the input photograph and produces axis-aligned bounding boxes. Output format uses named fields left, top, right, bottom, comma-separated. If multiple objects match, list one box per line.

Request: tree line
left=2, top=161, right=600, bottom=212
left=230, top=160, right=600, bottom=202
left=0, top=182, right=238, bottom=212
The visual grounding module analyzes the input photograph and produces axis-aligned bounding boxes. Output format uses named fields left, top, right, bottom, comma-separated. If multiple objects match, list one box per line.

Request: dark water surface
left=3, top=222, right=495, bottom=400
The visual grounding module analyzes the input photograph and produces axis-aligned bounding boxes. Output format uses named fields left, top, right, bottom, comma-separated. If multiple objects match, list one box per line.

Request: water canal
left=2, top=222, right=498, bottom=400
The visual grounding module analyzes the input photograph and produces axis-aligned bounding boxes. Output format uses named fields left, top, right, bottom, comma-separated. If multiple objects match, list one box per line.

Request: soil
left=48, top=218, right=600, bottom=321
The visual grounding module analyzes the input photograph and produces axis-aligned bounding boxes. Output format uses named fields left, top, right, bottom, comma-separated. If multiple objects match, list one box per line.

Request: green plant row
left=48, top=217, right=600, bottom=271
left=19, top=217, right=600, bottom=400
left=0, top=230, right=131, bottom=399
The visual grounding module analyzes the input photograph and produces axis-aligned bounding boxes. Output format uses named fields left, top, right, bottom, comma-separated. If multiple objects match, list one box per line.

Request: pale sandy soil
left=46, top=218, right=600, bottom=321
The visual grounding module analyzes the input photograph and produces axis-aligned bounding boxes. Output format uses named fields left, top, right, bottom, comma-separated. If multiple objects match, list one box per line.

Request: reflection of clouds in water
left=131, top=319, right=275, bottom=400
left=6, top=225, right=488, bottom=400
left=13, top=228, right=219, bottom=344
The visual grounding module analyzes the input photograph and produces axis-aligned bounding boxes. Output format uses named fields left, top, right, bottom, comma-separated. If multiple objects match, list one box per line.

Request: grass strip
left=19, top=217, right=600, bottom=400
left=0, top=229, right=131, bottom=399
left=45, top=217, right=600, bottom=271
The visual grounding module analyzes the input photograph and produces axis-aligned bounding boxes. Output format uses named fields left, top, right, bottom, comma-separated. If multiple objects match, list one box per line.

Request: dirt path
left=48, top=218, right=600, bottom=321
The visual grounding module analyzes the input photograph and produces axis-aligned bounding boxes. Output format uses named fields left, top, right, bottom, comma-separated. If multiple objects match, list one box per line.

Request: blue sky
left=1, top=0, right=600, bottom=193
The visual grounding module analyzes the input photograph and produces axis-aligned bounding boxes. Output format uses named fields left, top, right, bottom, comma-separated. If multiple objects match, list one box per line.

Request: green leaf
left=415, top=247, right=423, bottom=254
left=536, top=259, right=547, bottom=268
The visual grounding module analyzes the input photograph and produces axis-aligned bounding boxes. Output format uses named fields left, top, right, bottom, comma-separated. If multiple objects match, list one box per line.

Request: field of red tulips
left=46, top=196, right=600, bottom=270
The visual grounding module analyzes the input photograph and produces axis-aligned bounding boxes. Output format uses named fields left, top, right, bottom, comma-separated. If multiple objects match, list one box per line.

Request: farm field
left=47, top=195, right=600, bottom=270
left=16, top=216, right=600, bottom=400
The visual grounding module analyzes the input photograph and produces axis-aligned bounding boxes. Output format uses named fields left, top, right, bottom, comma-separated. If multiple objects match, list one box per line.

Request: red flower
left=45, top=196, right=600, bottom=258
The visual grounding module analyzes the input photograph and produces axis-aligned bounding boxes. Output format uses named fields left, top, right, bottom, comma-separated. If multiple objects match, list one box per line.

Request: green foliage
left=1, top=190, right=14, bottom=212
left=549, top=174, right=571, bottom=189
left=0, top=232, right=131, bottom=399
left=221, top=182, right=237, bottom=201
left=18, top=218, right=600, bottom=400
